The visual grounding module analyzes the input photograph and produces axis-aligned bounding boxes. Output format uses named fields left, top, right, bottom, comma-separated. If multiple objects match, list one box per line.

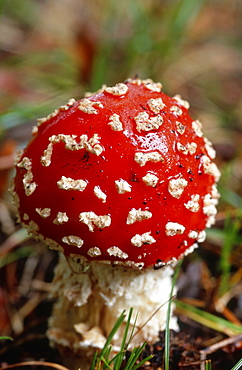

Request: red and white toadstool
left=11, top=78, right=220, bottom=363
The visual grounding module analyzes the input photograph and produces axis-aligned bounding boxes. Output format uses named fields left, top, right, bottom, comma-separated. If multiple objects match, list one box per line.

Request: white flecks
left=32, top=125, right=38, bottom=135
left=53, top=212, right=69, bottom=225
left=203, top=206, right=217, bottom=227
left=203, top=193, right=218, bottom=227
left=192, top=120, right=203, bottom=137
left=22, top=220, right=38, bottom=239
left=177, top=142, right=197, bottom=155
left=93, top=215, right=111, bottom=230
left=126, top=78, right=142, bottom=86
left=23, top=179, right=37, bottom=196
left=79, top=211, right=96, bottom=232
left=135, top=112, right=163, bottom=132
left=204, top=137, right=216, bottom=159
left=182, top=242, right=198, bottom=257
left=94, top=186, right=107, bottom=203
left=36, top=208, right=51, bottom=218
left=57, top=176, right=87, bottom=191
left=211, top=184, right=220, bottom=203
left=184, top=194, right=200, bottom=212
left=62, top=235, right=84, bottom=248
left=49, top=134, right=78, bottom=149
left=50, top=133, right=103, bottom=155
left=203, top=193, right=218, bottom=208
left=113, top=260, right=145, bottom=269
left=56, top=98, right=75, bottom=110
left=142, top=173, right=159, bottom=187
left=37, top=109, right=59, bottom=126
left=131, top=232, right=156, bottom=247
left=176, top=121, right=186, bottom=135
left=105, top=83, right=129, bottom=96
left=45, top=237, right=64, bottom=253
left=87, top=247, right=102, bottom=257
left=17, top=156, right=32, bottom=171
left=197, top=230, right=206, bottom=243
left=168, top=177, right=188, bottom=199
left=177, top=142, right=187, bottom=155
left=142, top=79, right=162, bottom=92
left=107, top=246, right=129, bottom=259
left=170, top=105, right=183, bottom=116
left=188, top=230, right=199, bottom=239
left=79, top=212, right=111, bottom=232
left=148, top=98, right=165, bottom=113
left=201, top=155, right=221, bottom=182
left=36, top=99, right=76, bottom=126
left=81, top=134, right=103, bottom=156
left=108, top=114, right=123, bottom=131
left=115, top=179, right=132, bottom=194
left=44, top=133, right=103, bottom=164
left=78, top=99, right=104, bottom=114
left=209, top=162, right=221, bottom=182
left=11, top=190, right=20, bottom=209
left=41, top=143, right=53, bottom=167
left=17, top=157, right=37, bottom=196
left=126, top=208, right=152, bottom=225
left=28, top=220, right=39, bottom=232
left=14, top=149, right=24, bottom=166
left=173, top=94, right=190, bottom=109
left=138, top=254, right=146, bottom=260
left=134, top=151, right=164, bottom=167
left=187, top=142, right=197, bottom=155
left=165, top=222, right=185, bottom=236
left=59, top=98, right=76, bottom=111
left=85, top=85, right=107, bottom=97
left=127, top=78, right=162, bottom=92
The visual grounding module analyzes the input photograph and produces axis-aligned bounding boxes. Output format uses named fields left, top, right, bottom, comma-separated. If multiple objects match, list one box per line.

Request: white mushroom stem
left=47, top=253, right=178, bottom=366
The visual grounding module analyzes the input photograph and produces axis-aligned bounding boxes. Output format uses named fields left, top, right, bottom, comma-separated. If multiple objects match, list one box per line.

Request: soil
left=0, top=244, right=241, bottom=370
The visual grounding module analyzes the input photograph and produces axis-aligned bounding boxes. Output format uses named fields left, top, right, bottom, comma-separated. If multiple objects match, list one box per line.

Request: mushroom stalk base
left=47, top=254, right=178, bottom=369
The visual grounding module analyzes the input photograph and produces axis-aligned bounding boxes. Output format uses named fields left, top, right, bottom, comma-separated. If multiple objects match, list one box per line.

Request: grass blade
left=123, top=342, right=146, bottom=370
left=231, top=358, right=242, bottom=370
left=111, top=308, right=135, bottom=369
left=205, top=359, right=212, bottom=370
left=99, top=310, right=126, bottom=357
left=164, top=259, right=183, bottom=370
left=131, top=353, right=154, bottom=370
left=0, top=336, right=13, bottom=341
left=218, top=213, right=241, bottom=297
left=175, top=300, right=242, bottom=336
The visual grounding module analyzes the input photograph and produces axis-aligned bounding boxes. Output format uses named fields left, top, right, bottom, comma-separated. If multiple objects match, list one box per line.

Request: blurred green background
left=1, top=0, right=241, bottom=143
left=1, top=0, right=242, bottom=213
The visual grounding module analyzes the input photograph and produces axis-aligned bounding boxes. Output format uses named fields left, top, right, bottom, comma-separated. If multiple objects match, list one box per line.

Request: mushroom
left=11, top=78, right=220, bottom=367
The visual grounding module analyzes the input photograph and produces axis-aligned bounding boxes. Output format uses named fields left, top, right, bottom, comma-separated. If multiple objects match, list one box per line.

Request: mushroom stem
left=47, top=253, right=178, bottom=367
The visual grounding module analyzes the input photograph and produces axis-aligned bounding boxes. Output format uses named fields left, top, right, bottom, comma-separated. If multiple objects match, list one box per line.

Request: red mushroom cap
left=12, top=79, right=220, bottom=269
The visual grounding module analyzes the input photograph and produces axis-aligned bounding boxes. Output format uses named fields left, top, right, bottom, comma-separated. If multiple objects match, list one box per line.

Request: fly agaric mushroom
left=11, top=78, right=220, bottom=365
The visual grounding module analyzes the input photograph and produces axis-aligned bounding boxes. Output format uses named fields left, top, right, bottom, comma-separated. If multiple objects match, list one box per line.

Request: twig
left=200, top=333, right=242, bottom=370
left=131, top=295, right=176, bottom=341
left=0, top=361, right=70, bottom=370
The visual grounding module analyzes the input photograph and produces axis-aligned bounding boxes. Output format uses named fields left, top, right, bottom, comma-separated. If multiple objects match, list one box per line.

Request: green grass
left=205, top=360, right=212, bottom=370
left=89, top=308, right=153, bottom=370
left=164, top=259, right=183, bottom=370
left=0, top=336, right=13, bottom=341
left=231, top=359, right=242, bottom=370
left=88, top=295, right=242, bottom=370
left=175, top=299, right=242, bottom=337
left=218, top=213, right=242, bottom=297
